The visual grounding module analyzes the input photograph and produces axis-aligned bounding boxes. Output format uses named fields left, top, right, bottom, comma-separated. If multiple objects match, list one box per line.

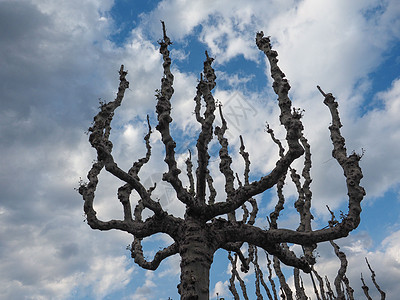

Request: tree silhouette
left=79, top=22, right=379, bottom=299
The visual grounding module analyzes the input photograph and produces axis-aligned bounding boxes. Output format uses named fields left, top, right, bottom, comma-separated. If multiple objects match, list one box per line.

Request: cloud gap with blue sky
left=0, top=0, right=399, bottom=299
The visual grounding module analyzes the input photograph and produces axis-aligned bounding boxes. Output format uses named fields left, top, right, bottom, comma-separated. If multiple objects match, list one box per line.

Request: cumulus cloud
left=307, top=230, right=400, bottom=299
left=128, top=271, right=157, bottom=300
left=87, top=255, right=134, bottom=299
left=212, top=280, right=231, bottom=299
left=353, top=78, right=400, bottom=198
left=0, top=0, right=135, bottom=298
left=124, top=0, right=400, bottom=218
left=1, top=0, right=399, bottom=299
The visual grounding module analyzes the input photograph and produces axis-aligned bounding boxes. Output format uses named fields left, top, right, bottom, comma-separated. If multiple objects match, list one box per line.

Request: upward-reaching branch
left=118, top=115, right=152, bottom=222
left=156, top=21, right=194, bottom=208
left=365, top=257, right=386, bottom=299
left=196, top=32, right=305, bottom=220
left=194, top=51, right=217, bottom=205
left=318, top=85, right=365, bottom=231
left=215, top=105, right=236, bottom=221
left=80, top=66, right=164, bottom=225
left=130, top=239, right=179, bottom=270
left=80, top=22, right=372, bottom=299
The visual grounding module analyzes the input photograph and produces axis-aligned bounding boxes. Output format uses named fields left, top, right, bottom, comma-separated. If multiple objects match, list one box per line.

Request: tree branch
left=294, top=268, right=307, bottom=300
left=222, top=243, right=250, bottom=273
left=228, top=252, right=249, bottom=300
left=197, top=32, right=305, bottom=219
left=365, top=257, right=386, bottom=299
left=206, top=170, right=217, bottom=204
left=214, top=218, right=374, bottom=273
left=318, top=85, right=365, bottom=231
left=273, top=255, right=293, bottom=300
left=311, top=267, right=326, bottom=300
left=214, top=220, right=311, bottom=272
left=361, top=273, right=373, bottom=300
left=80, top=66, right=169, bottom=232
left=253, top=247, right=274, bottom=300
left=195, top=51, right=217, bottom=204
left=291, top=135, right=316, bottom=263
left=156, top=21, right=194, bottom=207
left=330, top=240, right=352, bottom=300
left=185, top=150, right=195, bottom=196
left=265, top=252, right=279, bottom=300
left=130, top=238, right=179, bottom=270
left=215, top=104, right=236, bottom=221
left=117, top=115, right=153, bottom=222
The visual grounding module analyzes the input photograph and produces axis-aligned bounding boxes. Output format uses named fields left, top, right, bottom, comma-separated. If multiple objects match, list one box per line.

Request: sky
left=0, top=0, right=400, bottom=299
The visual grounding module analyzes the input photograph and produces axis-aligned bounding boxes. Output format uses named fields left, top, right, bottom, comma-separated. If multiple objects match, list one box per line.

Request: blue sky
left=0, top=0, right=400, bottom=299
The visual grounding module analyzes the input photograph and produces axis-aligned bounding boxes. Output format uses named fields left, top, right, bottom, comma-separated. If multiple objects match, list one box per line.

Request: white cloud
left=87, top=255, right=134, bottom=299
left=129, top=271, right=157, bottom=300
left=212, top=280, right=230, bottom=299
left=216, top=71, right=255, bottom=88
left=380, top=230, right=400, bottom=265
left=307, top=230, right=400, bottom=299
left=0, top=212, right=135, bottom=299
left=127, top=0, right=400, bottom=217
left=349, top=77, right=400, bottom=199
left=1, top=0, right=399, bottom=299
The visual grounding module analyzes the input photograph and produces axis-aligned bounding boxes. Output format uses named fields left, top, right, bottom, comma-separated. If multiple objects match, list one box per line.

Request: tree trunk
left=178, top=218, right=216, bottom=300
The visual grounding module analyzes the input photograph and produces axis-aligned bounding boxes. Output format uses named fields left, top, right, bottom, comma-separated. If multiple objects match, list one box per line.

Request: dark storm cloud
left=0, top=1, right=129, bottom=297
left=0, top=1, right=53, bottom=114
left=0, top=1, right=50, bottom=41
left=0, top=1, right=113, bottom=124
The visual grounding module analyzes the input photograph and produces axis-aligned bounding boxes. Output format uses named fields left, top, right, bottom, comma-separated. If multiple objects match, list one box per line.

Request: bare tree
left=79, top=22, right=376, bottom=299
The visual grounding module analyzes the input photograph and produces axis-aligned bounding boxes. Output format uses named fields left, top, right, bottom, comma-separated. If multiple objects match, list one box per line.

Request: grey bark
left=79, top=22, right=369, bottom=299
left=365, top=257, right=386, bottom=299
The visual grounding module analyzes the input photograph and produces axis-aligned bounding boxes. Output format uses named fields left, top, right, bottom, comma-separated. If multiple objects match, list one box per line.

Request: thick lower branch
left=131, top=238, right=179, bottom=270
left=84, top=211, right=182, bottom=240
left=214, top=220, right=368, bottom=272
